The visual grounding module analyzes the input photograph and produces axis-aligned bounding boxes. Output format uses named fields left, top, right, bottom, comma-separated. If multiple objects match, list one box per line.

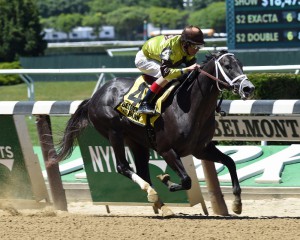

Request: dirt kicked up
left=0, top=198, right=299, bottom=240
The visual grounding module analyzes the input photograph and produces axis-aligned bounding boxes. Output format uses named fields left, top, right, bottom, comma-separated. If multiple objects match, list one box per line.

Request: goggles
left=190, top=43, right=205, bottom=50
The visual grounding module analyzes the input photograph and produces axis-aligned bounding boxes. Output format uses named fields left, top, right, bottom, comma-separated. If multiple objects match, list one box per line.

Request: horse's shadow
left=92, top=214, right=300, bottom=220
left=153, top=214, right=300, bottom=220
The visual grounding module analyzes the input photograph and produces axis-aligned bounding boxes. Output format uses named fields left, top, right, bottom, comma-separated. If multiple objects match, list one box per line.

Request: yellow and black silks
left=116, top=76, right=179, bottom=127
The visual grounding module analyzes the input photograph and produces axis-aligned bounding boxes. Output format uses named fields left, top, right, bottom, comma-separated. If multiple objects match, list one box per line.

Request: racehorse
left=54, top=50, right=255, bottom=217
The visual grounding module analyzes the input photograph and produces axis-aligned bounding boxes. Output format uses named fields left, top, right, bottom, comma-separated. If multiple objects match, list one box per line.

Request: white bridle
left=215, top=53, right=248, bottom=94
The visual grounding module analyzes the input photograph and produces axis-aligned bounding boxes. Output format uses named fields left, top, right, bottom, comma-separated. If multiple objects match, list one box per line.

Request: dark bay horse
left=55, top=50, right=254, bottom=216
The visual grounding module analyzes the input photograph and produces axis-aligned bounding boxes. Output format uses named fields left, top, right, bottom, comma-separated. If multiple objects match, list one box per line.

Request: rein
left=198, top=68, right=231, bottom=89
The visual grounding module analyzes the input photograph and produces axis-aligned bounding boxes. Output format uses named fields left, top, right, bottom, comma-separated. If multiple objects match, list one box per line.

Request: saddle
left=115, top=75, right=179, bottom=127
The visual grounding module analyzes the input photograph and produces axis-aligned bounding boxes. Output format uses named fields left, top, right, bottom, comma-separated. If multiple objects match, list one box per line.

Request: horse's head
left=212, top=51, right=254, bottom=100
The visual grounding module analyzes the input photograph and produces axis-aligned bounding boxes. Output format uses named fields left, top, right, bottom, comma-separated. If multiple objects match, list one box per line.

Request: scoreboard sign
left=226, top=0, right=300, bottom=49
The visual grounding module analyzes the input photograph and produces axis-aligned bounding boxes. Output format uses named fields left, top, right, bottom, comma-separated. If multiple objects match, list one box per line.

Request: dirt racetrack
left=0, top=198, right=299, bottom=240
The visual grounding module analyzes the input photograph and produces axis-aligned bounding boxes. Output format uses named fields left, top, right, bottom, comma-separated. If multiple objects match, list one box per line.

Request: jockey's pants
left=135, top=50, right=162, bottom=79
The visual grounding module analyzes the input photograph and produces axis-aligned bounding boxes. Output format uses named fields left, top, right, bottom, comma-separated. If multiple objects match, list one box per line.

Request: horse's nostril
left=243, top=86, right=254, bottom=94
left=243, top=87, right=250, bottom=93
left=242, top=86, right=255, bottom=99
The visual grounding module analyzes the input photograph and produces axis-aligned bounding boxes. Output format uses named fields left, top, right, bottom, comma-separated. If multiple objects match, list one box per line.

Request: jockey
left=135, top=25, right=205, bottom=115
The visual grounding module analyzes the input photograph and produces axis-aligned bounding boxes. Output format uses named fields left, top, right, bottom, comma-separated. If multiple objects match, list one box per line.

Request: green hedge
left=223, top=73, right=300, bottom=100
left=0, top=62, right=22, bottom=86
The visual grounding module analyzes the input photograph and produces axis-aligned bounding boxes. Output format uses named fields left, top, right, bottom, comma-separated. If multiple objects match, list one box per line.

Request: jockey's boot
left=137, top=89, right=157, bottom=115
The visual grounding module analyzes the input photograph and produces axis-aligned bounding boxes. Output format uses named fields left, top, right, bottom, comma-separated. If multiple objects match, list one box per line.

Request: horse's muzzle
left=235, top=78, right=255, bottom=100
left=241, top=84, right=255, bottom=100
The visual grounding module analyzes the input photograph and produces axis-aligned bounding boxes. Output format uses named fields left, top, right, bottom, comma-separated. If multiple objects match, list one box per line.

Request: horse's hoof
left=157, top=174, right=170, bottom=184
left=232, top=200, right=242, bottom=214
left=169, top=183, right=182, bottom=192
left=161, top=205, right=175, bottom=218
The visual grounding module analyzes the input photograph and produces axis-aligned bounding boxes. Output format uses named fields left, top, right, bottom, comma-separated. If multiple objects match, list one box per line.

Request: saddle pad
left=116, top=76, right=179, bottom=127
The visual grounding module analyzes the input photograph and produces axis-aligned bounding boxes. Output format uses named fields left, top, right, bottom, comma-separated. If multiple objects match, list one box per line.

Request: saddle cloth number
left=127, top=82, right=147, bottom=106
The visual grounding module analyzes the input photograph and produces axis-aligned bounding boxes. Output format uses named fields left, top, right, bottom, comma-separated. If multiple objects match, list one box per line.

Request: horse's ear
left=217, top=50, right=228, bottom=58
left=205, top=52, right=211, bottom=59
left=237, top=58, right=243, bottom=69
left=204, top=51, right=213, bottom=62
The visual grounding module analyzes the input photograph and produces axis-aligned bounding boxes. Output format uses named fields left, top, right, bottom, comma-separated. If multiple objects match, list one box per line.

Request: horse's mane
left=200, top=49, right=228, bottom=69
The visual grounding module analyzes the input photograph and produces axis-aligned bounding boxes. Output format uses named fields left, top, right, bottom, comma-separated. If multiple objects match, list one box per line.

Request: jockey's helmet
left=181, top=26, right=205, bottom=45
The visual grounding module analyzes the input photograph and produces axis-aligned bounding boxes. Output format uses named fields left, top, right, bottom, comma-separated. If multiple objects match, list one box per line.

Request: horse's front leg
left=156, top=173, right=182, bottom=191
left=201, top=142, right=242, bottom=214
left=225, top=163, right=242, bottom=214
left=217, top=153, right=242, bottom=214
left=159, top=149, right=191, bottom=191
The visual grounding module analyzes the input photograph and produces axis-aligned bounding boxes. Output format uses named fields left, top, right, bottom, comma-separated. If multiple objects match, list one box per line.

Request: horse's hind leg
left=123, top=139, right=157, bottom=202
left=127, top=140, right=174, bottom=217
left=201, top=142, right=242, bottom=214
left=104, top=121, right=159, bottom=203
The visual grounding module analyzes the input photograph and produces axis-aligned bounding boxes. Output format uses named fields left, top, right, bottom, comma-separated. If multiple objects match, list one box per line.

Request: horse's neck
left=170, top=72, right=217, bottom=136
left=167, top=61, right=219, bottom=128
left=168, top=72, right=218, bottom=147
left=189, top=65, right=219, bottom=116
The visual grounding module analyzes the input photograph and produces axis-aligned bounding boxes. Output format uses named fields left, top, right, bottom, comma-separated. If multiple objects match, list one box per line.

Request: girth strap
left=146, top=115, right=157, bottom=150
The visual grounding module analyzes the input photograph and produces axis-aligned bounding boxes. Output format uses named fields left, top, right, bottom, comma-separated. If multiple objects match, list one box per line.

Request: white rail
left=0, top=65, right=299, bottom=101
left=0, top=68, right=139, bottom=74
left=244, top=65, right=300, bottom=72
left=0, top=65, right=299, bottom=74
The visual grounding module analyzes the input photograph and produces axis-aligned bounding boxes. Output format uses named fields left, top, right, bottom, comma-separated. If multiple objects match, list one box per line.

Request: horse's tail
left=55, top=99, right=91, bottom=163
